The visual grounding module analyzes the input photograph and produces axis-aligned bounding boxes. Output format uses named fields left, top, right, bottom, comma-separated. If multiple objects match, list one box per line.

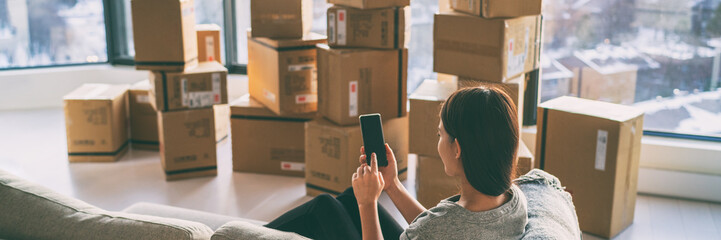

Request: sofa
left=0, top=169, right=580, bottom=239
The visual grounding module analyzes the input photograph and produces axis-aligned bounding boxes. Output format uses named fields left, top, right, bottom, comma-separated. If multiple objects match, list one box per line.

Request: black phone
left=359, top=113, right=388, bottom=167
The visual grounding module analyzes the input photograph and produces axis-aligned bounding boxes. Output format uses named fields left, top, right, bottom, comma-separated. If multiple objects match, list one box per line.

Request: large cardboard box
left=131, top=0, right=198, bottom=71
left=434, top=12, right=541, bottom=82
left=450, top=0, right=542, bottom=18
left=196, top=24, right=222, bottom=64
left=64, top=84, right=129, bottom=162
left=327, top=6, right=409, bottom=49
left=247, top=33, right=326, bottom=116
left=457, top=74, right=526, bottom=132
left=535, top=96, right=644, bottom=238
left=230, top=95, right=315, bottom=177
left=516, top=140, right=534, bottom=176
left=250, top=0, right=313, bottom=39
left=416, top=155, right=458, bottom=209
left=316, top=44, right=408, bottom=126
left=129, top=80, right=159, bottom=151
left=158, top=108, right=219, bottom=181
left=149, top=61, right=228, bottom=112
left=305, top=116, right=409, bottom=196
left=328, top=0, right=409, bottom=10
left=408, top=80, right=457, bottom=158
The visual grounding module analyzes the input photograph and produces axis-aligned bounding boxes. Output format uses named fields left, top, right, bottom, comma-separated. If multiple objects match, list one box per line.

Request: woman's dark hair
left=440, top=86, right=519, bottom=197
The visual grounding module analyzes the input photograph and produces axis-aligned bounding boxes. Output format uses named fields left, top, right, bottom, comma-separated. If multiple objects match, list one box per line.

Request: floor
left=1, top=108, right=721, bottom=240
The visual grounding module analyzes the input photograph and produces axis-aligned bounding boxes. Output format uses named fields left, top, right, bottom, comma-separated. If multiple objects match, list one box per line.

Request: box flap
left=249, top=31, right=327, bottom=49
left=410, top=79, right=456, bottom=101
left=64, top=84, right=129, bottom=100
left=540, top=96, right=644, bottom=122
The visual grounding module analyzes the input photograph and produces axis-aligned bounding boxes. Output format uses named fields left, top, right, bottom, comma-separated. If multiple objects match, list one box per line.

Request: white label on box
left=212, top=73, right=221, bottom=104
left=349, top=81, right=358, bottom=117
left=595, top=129, right=608, bottom=171
left=136, top=94, right=150, bottom=104
left=263, top=89, right=276, bottom=103
left=337, top=10, right=347, bottom=45
left=205, top=35, right=216, bottom=62
left=281, top=162, right=305, bottom=172
left=506, top=28, right=530, bottom=78
left=186, top=91, right=215, bottom=108
left=181, top=74, right=222, bottom=108
left=181, top=78, right=189, bottom=106
left=288, top=63, right=314, bottom=72
left=328, top=12, right=336, bottom=44
left=468, top=0, right=473, bottom=10
left=296, top=94, right=317, bottom=104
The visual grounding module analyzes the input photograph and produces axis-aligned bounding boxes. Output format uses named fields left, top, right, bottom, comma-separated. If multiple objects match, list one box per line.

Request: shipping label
left=281, top=162, right=305, bottom=172
left=136, top=94, right=150, bottom=104
left=595, top=129, right=608, bottom=171
left=506, top=28, right=529, bottom=77
left=328, top=12, right=336, bottom=44
left=295, top=94, right=317, bottom=104
left=205, top=35, right=215, bottom=62
left=349, top=81, right=358, bottom=117
left=337, top=9, right=347, bottom=45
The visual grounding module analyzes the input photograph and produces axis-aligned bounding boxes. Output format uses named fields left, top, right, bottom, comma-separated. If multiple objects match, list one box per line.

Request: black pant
left=265, top=187, right=404, bottom=240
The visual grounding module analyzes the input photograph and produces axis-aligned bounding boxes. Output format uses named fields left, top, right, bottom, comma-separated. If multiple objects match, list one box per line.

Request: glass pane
left=408, top=0, right=439, bottom=93
left=541, top=0, right=721, bottom=138
left=0, top=0, right=108, bottom=69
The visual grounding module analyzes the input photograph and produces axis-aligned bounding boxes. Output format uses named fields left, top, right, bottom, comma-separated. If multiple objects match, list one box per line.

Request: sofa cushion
left=0, top=169, right=214, bottom=240
left=123, top=202, right=268, bottom=230
left=516, top=169, right=582, bottom=239
left=211, top=221, right=310, bottom=240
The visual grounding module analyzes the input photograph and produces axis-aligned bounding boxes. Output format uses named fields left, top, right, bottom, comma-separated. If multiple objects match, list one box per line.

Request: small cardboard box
left=131, top=0, right=198, bottom=71
left=434, top=12, right=541, bottom=82
left=250, top=0, right=313, bottom=39
left=535, top=96, right=644, bottom=238
left=416, top=155, right=458, bottom=209
left=316, top=44, right=408, bottom=126
left=247, top=33, right=326, bottom=116
left=516, top=140, right=534, bottom=176
left=327, top=6, right=409, bottom=49
left=328, top=0, right=409, bottom=10
left=450, top=0, right=542, bottom=18
left=64, top=84, right=129, bottom=162
left=408, top=79, right=457, bottom=158
left=230, top=95, right=315, bottom=177
left=129, top=80, right=159, bottom=151
left=457, top=74, right=526, bottom=132
left=149, top=61, right=228, bottom=112
left=305, top=116, right=409, bottom=196
left=196, top=24, right=222, bottom=64
left=158, top=107, right=219, bottom=181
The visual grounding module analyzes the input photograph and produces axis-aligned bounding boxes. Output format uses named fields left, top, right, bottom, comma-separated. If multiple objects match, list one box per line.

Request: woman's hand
left=360, top=144, right=399, bottom=191
left=352, top=153, right=385, bottom=207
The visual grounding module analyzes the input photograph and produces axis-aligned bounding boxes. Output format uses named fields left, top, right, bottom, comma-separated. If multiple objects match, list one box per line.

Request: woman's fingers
left=360, top=146, right=364, bottom=154
left=359, top=154, right=366, bottom=165
left=370, top=153, right=378, bottom=172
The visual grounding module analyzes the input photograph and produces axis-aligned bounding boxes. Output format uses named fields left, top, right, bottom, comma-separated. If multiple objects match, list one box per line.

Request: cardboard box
left=328, top=0, right=409, bottom=10
left=158, top=107, right=219, bottom=181
left=131, top=0, right=198, bottom=71
left=327, top=6, right=409, bottom=49
left=434, top=12, right=541, bottom=82
left=316, top=44, right=408, bottom=126
left=516, top=140, right=534, bottom=176
left=196, top=24, right=222, bottom=64
left=149, top=61, right=229, bottom=112
left=305, top=116, right=409, bottom=196
left=416, top=155, right=458, bottom=209
left=63, top=84, right=129, bottom=162
left=535, top=96, right=644, bottom=238
left=214, top=104, right=230, bottom=144
left=230, top=95, right=315, bottom=177
left=250, top=0, right=313, bottom=39
left=247, top=33, right=326, bottom=116
left=457, top=74, right=526, bottom=132
left=450, top=0, right=542, bottom=18
left=129, top=80, right=159, bottom=151
left=408, top=79, right=457, bottom=158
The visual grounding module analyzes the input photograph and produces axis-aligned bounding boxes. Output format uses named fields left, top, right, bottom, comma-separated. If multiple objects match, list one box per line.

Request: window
left=0, top=0, right=108, bottom=69
left=540, top=0, right=721, bottom=139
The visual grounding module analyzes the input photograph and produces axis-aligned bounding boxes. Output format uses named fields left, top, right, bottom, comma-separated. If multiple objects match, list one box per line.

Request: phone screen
left=359, top=113, right=388, bottom=167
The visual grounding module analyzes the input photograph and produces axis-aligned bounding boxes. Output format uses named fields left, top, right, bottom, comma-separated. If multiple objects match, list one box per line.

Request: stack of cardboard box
left=131, top=0, right=229, bottom=181
left=304, top=0, right=411, bottom=196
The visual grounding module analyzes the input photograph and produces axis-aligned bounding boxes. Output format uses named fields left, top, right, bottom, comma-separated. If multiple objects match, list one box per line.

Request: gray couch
left=0, top=169, right=580, bottom=239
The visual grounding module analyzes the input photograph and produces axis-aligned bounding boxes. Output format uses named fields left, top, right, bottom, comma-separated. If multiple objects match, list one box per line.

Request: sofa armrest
left=123, top=202, right=268, bottom=230
left=211, top=221, right=310, bottom=240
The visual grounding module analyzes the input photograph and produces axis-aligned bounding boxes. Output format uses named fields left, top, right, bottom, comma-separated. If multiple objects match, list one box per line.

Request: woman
left=265, top=86, right=527, bottom=240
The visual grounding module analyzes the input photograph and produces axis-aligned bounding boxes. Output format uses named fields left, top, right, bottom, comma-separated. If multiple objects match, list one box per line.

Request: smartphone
left=359, top=113, right=388, bottom=167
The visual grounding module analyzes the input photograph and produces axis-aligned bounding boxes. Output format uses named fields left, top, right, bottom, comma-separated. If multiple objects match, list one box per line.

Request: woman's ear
left=452, top=138, right=461, bottom=160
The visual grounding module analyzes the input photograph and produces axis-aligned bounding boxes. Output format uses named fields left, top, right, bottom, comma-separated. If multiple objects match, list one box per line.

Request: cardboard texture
left=131, top=0, right=198, bottom=71
left=416, top=155, right=458, bottom=209
left=196, top=24, right=222, bottom=64
left=230, top=95, right=314, bottom=177
left=450, top=0, right=542, bottom=18
left=64, top=84, right=129, bottom=162
left=434, top=13, right=541, bottom=82
left=251, top=0, right=313, bottom=38
left=214, top=104, right=230, bottom=144
left=129, top=80, right=159, bottom=151
left=316, top=44, right=408, bottom=126
left=247, top=33, right=327, bottom=116
left=535, top=96, right=644, bottom=238
left=457, top=74, right=526, bottom=133
left=149, top=61, right=229, bottom=112
left=305, top=116, right=409, bottom=196
left=328, top=0, right=409, bottom=10
left=327, top=6, right=409, bottom=49
left=516, top=140, right=534, bottom=176
left=158, top=107, right=219, bottom=181
left=408, top=79, right=457, bottom=158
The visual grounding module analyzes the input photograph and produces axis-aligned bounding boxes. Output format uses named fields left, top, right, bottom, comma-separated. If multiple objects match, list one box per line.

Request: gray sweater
left=401, top=184, right=528, bottom=240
